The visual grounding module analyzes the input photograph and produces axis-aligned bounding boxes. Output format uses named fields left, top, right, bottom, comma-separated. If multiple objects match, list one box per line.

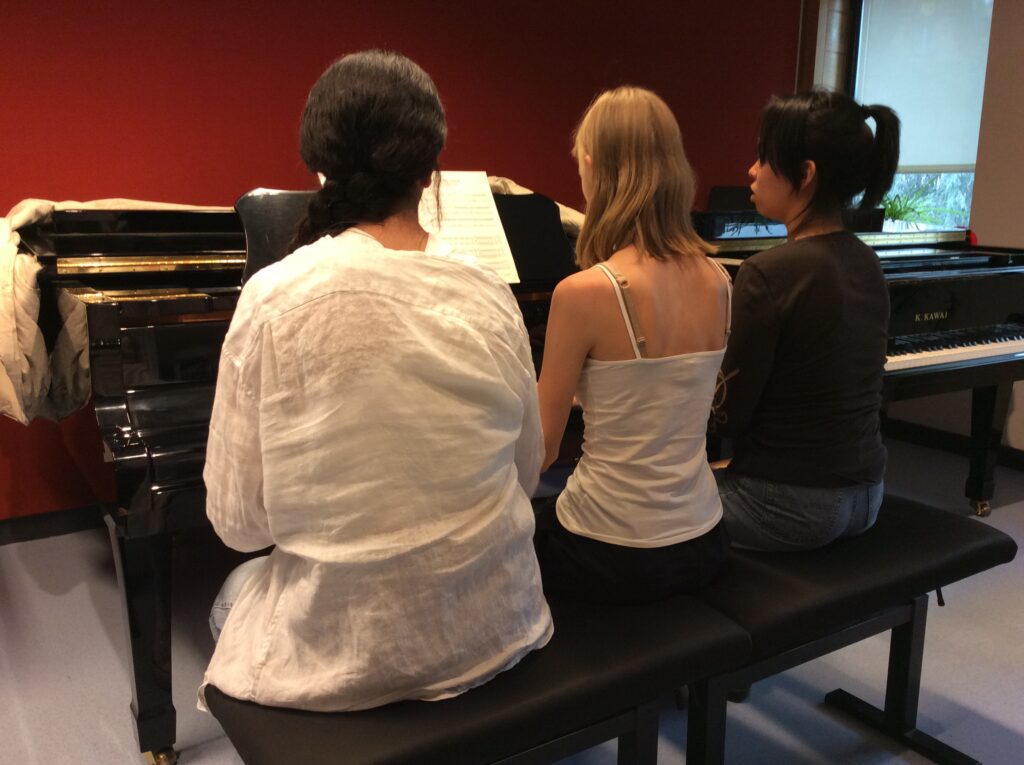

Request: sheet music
left=419, top=171, right=520, bottom=283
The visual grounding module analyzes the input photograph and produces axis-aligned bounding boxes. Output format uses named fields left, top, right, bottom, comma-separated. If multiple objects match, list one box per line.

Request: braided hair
left=291, top=50, right=446, bottom=250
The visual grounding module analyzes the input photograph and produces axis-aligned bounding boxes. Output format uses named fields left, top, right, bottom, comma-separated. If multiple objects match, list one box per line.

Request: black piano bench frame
left=687, top=495, right=1017, bottom=765
left=203, top=496, right=1014, bottom=765
left=686, top=594, right=976, bottom=764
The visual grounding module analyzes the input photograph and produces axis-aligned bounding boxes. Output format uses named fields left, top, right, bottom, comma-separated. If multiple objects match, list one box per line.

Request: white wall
left=971, top=0, right=1024, bottom=449
left=971, top=0, right=1024, bottom=247
left=888, top=0, right=1023, bottom=448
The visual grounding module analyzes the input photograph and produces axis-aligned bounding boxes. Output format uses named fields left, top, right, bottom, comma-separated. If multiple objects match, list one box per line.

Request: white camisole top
left=555, top=260, right=732, bottom=548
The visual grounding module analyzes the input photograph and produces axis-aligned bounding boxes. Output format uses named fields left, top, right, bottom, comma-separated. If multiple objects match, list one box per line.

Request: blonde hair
left=572, top=87, right=715, bottom=269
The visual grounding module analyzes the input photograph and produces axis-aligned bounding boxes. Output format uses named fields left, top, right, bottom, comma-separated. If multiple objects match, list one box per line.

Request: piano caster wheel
left=971, top=500, right=992, bottom=518
left=144, top=748, right=178, bottom=765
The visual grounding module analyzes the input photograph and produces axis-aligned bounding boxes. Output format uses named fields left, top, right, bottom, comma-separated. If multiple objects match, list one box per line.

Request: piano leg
left=106, top=515, right=178, bottom=764
left=965, top=384, right=1013, bottom=517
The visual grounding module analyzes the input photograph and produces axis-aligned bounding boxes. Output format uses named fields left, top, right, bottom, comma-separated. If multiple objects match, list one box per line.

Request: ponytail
left=859, top=104, right=901, bottom=210
left=756, top=90, right=901, bottom=217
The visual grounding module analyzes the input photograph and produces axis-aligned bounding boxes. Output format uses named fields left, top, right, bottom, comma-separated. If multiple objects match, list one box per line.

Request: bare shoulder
left=547, top=267, right=617, bottom=349
left=552, top=266, right=614, bottom=305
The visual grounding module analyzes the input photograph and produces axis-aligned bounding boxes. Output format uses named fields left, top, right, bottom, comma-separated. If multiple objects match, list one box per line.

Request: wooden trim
left=797, top=0, right=822, bottom=91
left=844, top=0, right=865, bottom=95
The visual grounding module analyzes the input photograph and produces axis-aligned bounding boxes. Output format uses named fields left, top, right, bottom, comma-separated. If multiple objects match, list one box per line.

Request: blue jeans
left=717, top=471, right=883, bottom=552
left=209, top=556, right=268, bottom=643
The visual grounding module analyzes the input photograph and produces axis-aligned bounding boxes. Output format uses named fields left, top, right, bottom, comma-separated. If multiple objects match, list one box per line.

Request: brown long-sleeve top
left=717, top=231, right=889, bottom=487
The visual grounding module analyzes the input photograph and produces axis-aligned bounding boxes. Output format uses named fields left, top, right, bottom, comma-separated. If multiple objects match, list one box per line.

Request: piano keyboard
left=886, top=323, right=1024, bottom=372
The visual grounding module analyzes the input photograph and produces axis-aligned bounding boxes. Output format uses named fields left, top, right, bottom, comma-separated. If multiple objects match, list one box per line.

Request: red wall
left=1, top=0, right=801, bottom=520
left=0, top=408, right=116, bottom=520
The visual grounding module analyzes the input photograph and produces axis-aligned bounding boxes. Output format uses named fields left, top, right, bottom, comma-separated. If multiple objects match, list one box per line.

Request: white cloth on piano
left=0, top=198, right=234, bottom=425
left=200, top=228, right=551, bottom=713
left=0, top=214, right=47, bottom=425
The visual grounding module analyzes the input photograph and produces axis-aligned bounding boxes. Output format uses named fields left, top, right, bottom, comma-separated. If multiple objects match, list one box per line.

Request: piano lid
left=19, top=208, right=247, bottom=276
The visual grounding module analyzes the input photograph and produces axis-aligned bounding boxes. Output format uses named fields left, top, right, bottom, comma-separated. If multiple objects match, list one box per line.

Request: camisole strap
left=708, top=257, right=734, bottom=338
left=594, top=263, right=647, bottom=359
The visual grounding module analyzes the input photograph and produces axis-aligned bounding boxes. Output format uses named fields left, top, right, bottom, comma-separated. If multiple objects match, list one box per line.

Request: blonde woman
left=535, top=87, right=730, bottom=604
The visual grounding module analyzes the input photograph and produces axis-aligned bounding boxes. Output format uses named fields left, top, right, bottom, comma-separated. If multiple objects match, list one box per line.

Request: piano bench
left=205, top=593, right=751, bottom=765
left=687, top=495, right=1018, bottom=765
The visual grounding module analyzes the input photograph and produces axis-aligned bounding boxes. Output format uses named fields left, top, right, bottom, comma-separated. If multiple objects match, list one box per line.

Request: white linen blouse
left=200, top=228, right=551, bottom=712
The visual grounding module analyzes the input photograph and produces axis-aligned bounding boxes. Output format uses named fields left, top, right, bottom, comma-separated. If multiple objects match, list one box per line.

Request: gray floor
left=2, top=438, right=1022, bottom=764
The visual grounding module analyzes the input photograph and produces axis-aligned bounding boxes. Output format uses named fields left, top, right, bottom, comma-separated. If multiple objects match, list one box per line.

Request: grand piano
left=18, top=201, right=1024, bottom=762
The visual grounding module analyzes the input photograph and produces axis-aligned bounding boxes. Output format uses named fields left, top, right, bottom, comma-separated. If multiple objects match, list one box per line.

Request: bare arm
left=537, top=274, right=600, bottom=472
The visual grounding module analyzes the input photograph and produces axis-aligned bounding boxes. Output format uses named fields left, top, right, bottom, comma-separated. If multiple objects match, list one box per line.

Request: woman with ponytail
left=716, top=90, right=901, bottom=551
left=200, top=51, right=551, bottom=712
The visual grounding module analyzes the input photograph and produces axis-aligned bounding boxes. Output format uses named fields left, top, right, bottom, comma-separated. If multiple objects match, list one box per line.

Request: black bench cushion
left=206, top=594, right=750, bottom=765
left=698, top=495, right=1018, bottom=659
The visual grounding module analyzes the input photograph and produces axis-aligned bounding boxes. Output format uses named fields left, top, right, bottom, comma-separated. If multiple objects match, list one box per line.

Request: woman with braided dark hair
left=289, top=50, right=447, bottom=251
left=716, top=90, right=900, bottom=551
left=200, top=51, right=551, bottom=713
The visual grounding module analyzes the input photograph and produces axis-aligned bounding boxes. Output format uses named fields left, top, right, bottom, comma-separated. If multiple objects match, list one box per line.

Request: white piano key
left=885, top=337, right=1024, bottom=371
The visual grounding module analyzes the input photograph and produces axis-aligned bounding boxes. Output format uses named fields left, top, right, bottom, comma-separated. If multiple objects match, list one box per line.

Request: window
left=853, top=0, right=994, bottom=229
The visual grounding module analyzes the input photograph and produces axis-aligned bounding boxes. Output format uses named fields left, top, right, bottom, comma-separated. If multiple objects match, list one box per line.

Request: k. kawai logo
left=914, top=311, right=949, bottom=322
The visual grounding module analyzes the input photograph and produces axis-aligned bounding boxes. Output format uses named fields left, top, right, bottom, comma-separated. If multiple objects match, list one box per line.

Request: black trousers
left=532, top=495, right=730, bottom=606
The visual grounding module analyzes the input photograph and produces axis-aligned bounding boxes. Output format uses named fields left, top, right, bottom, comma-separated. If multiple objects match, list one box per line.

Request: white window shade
left=855, top=0, right=994, bottom=171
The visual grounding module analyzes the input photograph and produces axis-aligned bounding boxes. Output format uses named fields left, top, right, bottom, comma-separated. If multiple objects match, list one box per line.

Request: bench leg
left=825, top=595, right=980, bottom=765
left=685, top=678, right=729, bottom=765
left=884, top=590, right=927, bottom=729
left=617, top=700, right=660, bottom=765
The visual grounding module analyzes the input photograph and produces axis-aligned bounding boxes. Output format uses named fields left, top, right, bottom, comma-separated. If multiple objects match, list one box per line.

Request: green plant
left=882, top=185, right=964, bottom=225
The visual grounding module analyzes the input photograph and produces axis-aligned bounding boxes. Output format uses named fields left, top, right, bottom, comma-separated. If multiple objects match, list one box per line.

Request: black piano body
left=19, top=194, right=578, bottom=763
left=701, top=213, right=1024, bottom=517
